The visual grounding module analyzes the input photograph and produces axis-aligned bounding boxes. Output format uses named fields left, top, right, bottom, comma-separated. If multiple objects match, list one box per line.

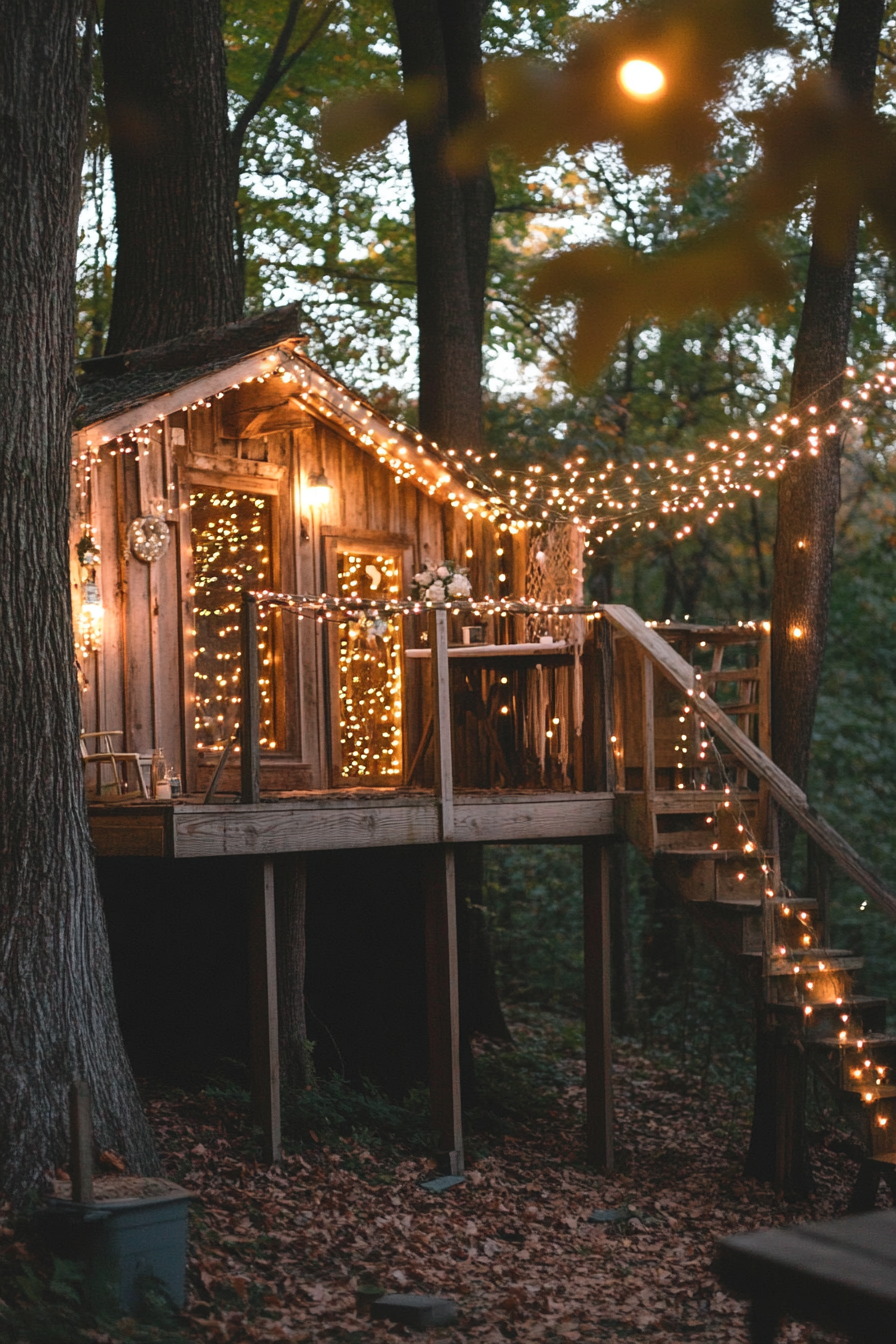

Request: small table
left=717, top=1208, right=896, bottom=1343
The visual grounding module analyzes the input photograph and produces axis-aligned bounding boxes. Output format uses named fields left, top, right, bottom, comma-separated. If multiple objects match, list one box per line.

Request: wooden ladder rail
left=601, top=604, right=896, bottom=922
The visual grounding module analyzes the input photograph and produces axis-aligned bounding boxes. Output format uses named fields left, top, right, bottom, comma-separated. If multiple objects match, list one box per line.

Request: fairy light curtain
left=522, top=522, right=585, bottom=781
left=191, top=489, right=278, bottom=752
left=524, top=522, right=584, bottom=643
left=336, top=552, right=403, bottom=780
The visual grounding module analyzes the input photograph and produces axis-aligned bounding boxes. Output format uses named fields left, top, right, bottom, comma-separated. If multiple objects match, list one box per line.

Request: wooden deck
left=88, top=788, right=617, bottom=858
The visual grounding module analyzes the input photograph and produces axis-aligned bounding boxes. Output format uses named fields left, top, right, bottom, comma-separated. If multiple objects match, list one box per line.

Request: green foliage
left=483, top=842, right=756, bottom=1093
left=281, top=1074, right=435, bottom=1152
left=467, top=1016, right=579, bottom=1140
left=811, top=511, right=896, bottom=1002
left=0, top=1228, right=188, bottom=1344
left=483, top=844, right=585, bottom=1011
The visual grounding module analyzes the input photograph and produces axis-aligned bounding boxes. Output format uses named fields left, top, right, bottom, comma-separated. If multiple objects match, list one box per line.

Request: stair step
left=771, top=996, right=887, bottom=1035
left=842, top=1082, right=896, bottom=1099
left=813, top=1033, right=896, bottom=1051
left=656, top=848, right=765, bottom=860
left=768, top=950, right=864, bottom=976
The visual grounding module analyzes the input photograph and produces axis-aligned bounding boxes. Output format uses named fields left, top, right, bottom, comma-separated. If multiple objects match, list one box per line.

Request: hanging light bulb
left=617, top=58, right=666, bottom=101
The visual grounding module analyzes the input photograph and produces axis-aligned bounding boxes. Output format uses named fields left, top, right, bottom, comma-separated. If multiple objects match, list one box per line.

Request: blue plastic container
left=39, top=1177, right=190, bottom=1311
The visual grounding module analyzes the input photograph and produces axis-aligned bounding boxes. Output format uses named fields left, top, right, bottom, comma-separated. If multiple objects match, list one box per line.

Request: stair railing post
left=641, top=656, right=656, bottom=851
left=240, top=590, right=261, bottom=805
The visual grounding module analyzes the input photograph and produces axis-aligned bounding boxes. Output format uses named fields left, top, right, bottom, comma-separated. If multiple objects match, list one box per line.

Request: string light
left=191, top=490, right=276, bottom=754
left=337, top=553, right=402, bottom=780
left=689, top=643, right=891, bottom=1128
left=74, top=350, right=896, bottom=555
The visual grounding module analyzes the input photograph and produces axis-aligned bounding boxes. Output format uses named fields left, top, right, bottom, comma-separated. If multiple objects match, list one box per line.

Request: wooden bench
left=717, top=1208, right=896, bottom=1343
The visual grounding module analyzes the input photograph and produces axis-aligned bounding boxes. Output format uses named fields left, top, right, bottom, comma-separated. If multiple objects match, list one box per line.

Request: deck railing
left=238, top=591, right=611, bottom=805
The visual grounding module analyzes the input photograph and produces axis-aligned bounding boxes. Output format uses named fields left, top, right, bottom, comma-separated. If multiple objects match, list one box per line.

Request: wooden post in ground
left=425, top=606, right=462, bottom=1173
left=583, top=839, right=614, bottom=1170
left=69, top=1080, right=94, bottom=1203
left=240, top=590, right=261, bottom=804
left=248, top=858, right=281, bottom=1164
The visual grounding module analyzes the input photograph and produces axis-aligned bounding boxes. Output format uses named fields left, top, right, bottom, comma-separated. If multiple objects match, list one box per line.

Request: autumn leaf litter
left=137, top=1019, right=867, bottom=1344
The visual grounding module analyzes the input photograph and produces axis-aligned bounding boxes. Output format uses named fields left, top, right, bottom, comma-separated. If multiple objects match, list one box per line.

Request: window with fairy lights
left=190, top=489, right=279, bottom=754
left=336, top=551, right=402, bottom=781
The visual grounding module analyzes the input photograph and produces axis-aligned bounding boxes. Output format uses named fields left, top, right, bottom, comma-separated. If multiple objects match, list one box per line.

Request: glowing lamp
left=78, top=579, right=104, bottom=653
left=306, top=470, right=332, bottom=508
left=791, top=625, right=804, bottom=640
left=617, top=58, right=666, bottom=101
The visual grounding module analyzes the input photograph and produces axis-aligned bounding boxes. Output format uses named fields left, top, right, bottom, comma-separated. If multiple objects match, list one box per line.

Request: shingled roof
left=74, top=303, right=305, bottom=430
left=71, top=303, right=506, bottom=518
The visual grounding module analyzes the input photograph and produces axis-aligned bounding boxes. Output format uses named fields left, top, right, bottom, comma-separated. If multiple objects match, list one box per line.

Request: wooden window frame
left=181, top=460, right=305, bottom=791
left=323, top=530, right=414, bottom=788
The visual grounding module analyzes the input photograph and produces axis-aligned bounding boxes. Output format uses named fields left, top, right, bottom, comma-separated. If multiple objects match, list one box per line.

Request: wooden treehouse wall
left=73, top=381, right=524, bottom=795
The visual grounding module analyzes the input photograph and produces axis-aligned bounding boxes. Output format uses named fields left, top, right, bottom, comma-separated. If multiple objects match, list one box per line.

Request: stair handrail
left=601, top=604, right=896, bottom=922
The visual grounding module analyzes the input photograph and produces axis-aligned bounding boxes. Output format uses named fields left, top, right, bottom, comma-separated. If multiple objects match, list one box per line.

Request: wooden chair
left=80, top=731, right=150, bottom=799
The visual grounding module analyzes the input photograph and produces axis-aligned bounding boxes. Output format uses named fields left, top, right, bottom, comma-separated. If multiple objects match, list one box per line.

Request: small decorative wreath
left=128, top=516, right=171, bottom=563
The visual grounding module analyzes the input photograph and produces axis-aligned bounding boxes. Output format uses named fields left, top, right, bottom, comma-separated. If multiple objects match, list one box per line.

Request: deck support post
left=425, top=843, right=463, bottom=1174
left=248, top=857, right=281, bottom=1164
left=583, top=839, right=614, bottom=1170
left=425, top=607, right=462, bottom=1172
left=240, top=591, right=261, bottom=804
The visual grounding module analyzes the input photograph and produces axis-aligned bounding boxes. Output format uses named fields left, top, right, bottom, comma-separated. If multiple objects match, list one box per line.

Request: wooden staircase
left=602, top=605, right=896, bottom=1193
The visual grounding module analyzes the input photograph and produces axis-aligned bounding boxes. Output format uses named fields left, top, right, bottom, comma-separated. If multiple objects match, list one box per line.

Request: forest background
left=77, top=0, right=896, bottom=1078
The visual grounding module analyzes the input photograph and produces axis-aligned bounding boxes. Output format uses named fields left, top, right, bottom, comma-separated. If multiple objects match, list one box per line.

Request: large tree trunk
left=749, top=0, right=885, bottom=1196
left=770, top=0, right=884, bottom=823
left=103, top=0, right=240, bottom=353
left=0, top=0, right=158, bottom=1199
left=392, top=0, right=494, bottom=450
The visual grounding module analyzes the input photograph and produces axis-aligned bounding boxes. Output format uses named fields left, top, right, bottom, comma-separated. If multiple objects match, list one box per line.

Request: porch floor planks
left=88, top=790, right=616, bottom=857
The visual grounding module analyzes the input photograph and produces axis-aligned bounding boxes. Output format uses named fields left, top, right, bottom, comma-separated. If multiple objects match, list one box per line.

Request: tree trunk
left=755, top=0, right=884, bottom=1195
left=0, top=0, right=158, bottom=1199
left=275, top=855, right=310, bottom=1089
left=103, top=0, right=240, bottom=353
left=392, top=0, right=494, bottom=450
left=770, top=0, right=884, bottom=831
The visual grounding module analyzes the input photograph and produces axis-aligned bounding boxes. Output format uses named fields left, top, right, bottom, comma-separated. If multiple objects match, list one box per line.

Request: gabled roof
left=73, top=309, right=506, bottom=519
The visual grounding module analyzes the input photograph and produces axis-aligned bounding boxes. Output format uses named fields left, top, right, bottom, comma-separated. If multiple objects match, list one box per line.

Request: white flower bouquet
left=410, top=560, right=472, bottom=603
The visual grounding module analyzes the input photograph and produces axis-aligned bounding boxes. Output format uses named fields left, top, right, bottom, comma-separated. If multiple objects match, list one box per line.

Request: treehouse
left=73, top=308, right=896, bottom=1198
left=72, top=305, right=596, bottom=805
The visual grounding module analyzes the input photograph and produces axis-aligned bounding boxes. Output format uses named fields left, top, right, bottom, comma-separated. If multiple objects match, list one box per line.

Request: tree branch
left=230, top=0, right=336, bottom=165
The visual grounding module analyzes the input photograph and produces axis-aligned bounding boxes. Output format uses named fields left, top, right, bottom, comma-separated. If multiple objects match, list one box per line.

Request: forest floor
left=0, top=1013, right=876, bottom=1343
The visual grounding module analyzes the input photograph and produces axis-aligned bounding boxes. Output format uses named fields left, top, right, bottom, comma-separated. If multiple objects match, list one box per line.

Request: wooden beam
left=69, top=1080, right=94, bottom=1203
left=240, top=592, right=261, bottom=804
left=248, top=858, right=281, bottom=1164
left=424, top=844, right=463, bottom=1174
left=428, top=608, right=455, bottom=842
left=86, top=792, right=617, bottom=858
left=583, top=840, right=613, bottom=1170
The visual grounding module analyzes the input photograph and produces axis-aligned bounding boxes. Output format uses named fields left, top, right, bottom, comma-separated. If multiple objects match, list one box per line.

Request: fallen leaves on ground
left=139, top=1019, right=870, bottom=1343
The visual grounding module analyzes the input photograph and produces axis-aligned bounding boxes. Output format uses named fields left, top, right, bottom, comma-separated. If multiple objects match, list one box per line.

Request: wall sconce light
left=306, top=470, right=332, bottom=508
left=79, top=578, right=104, bottom=652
